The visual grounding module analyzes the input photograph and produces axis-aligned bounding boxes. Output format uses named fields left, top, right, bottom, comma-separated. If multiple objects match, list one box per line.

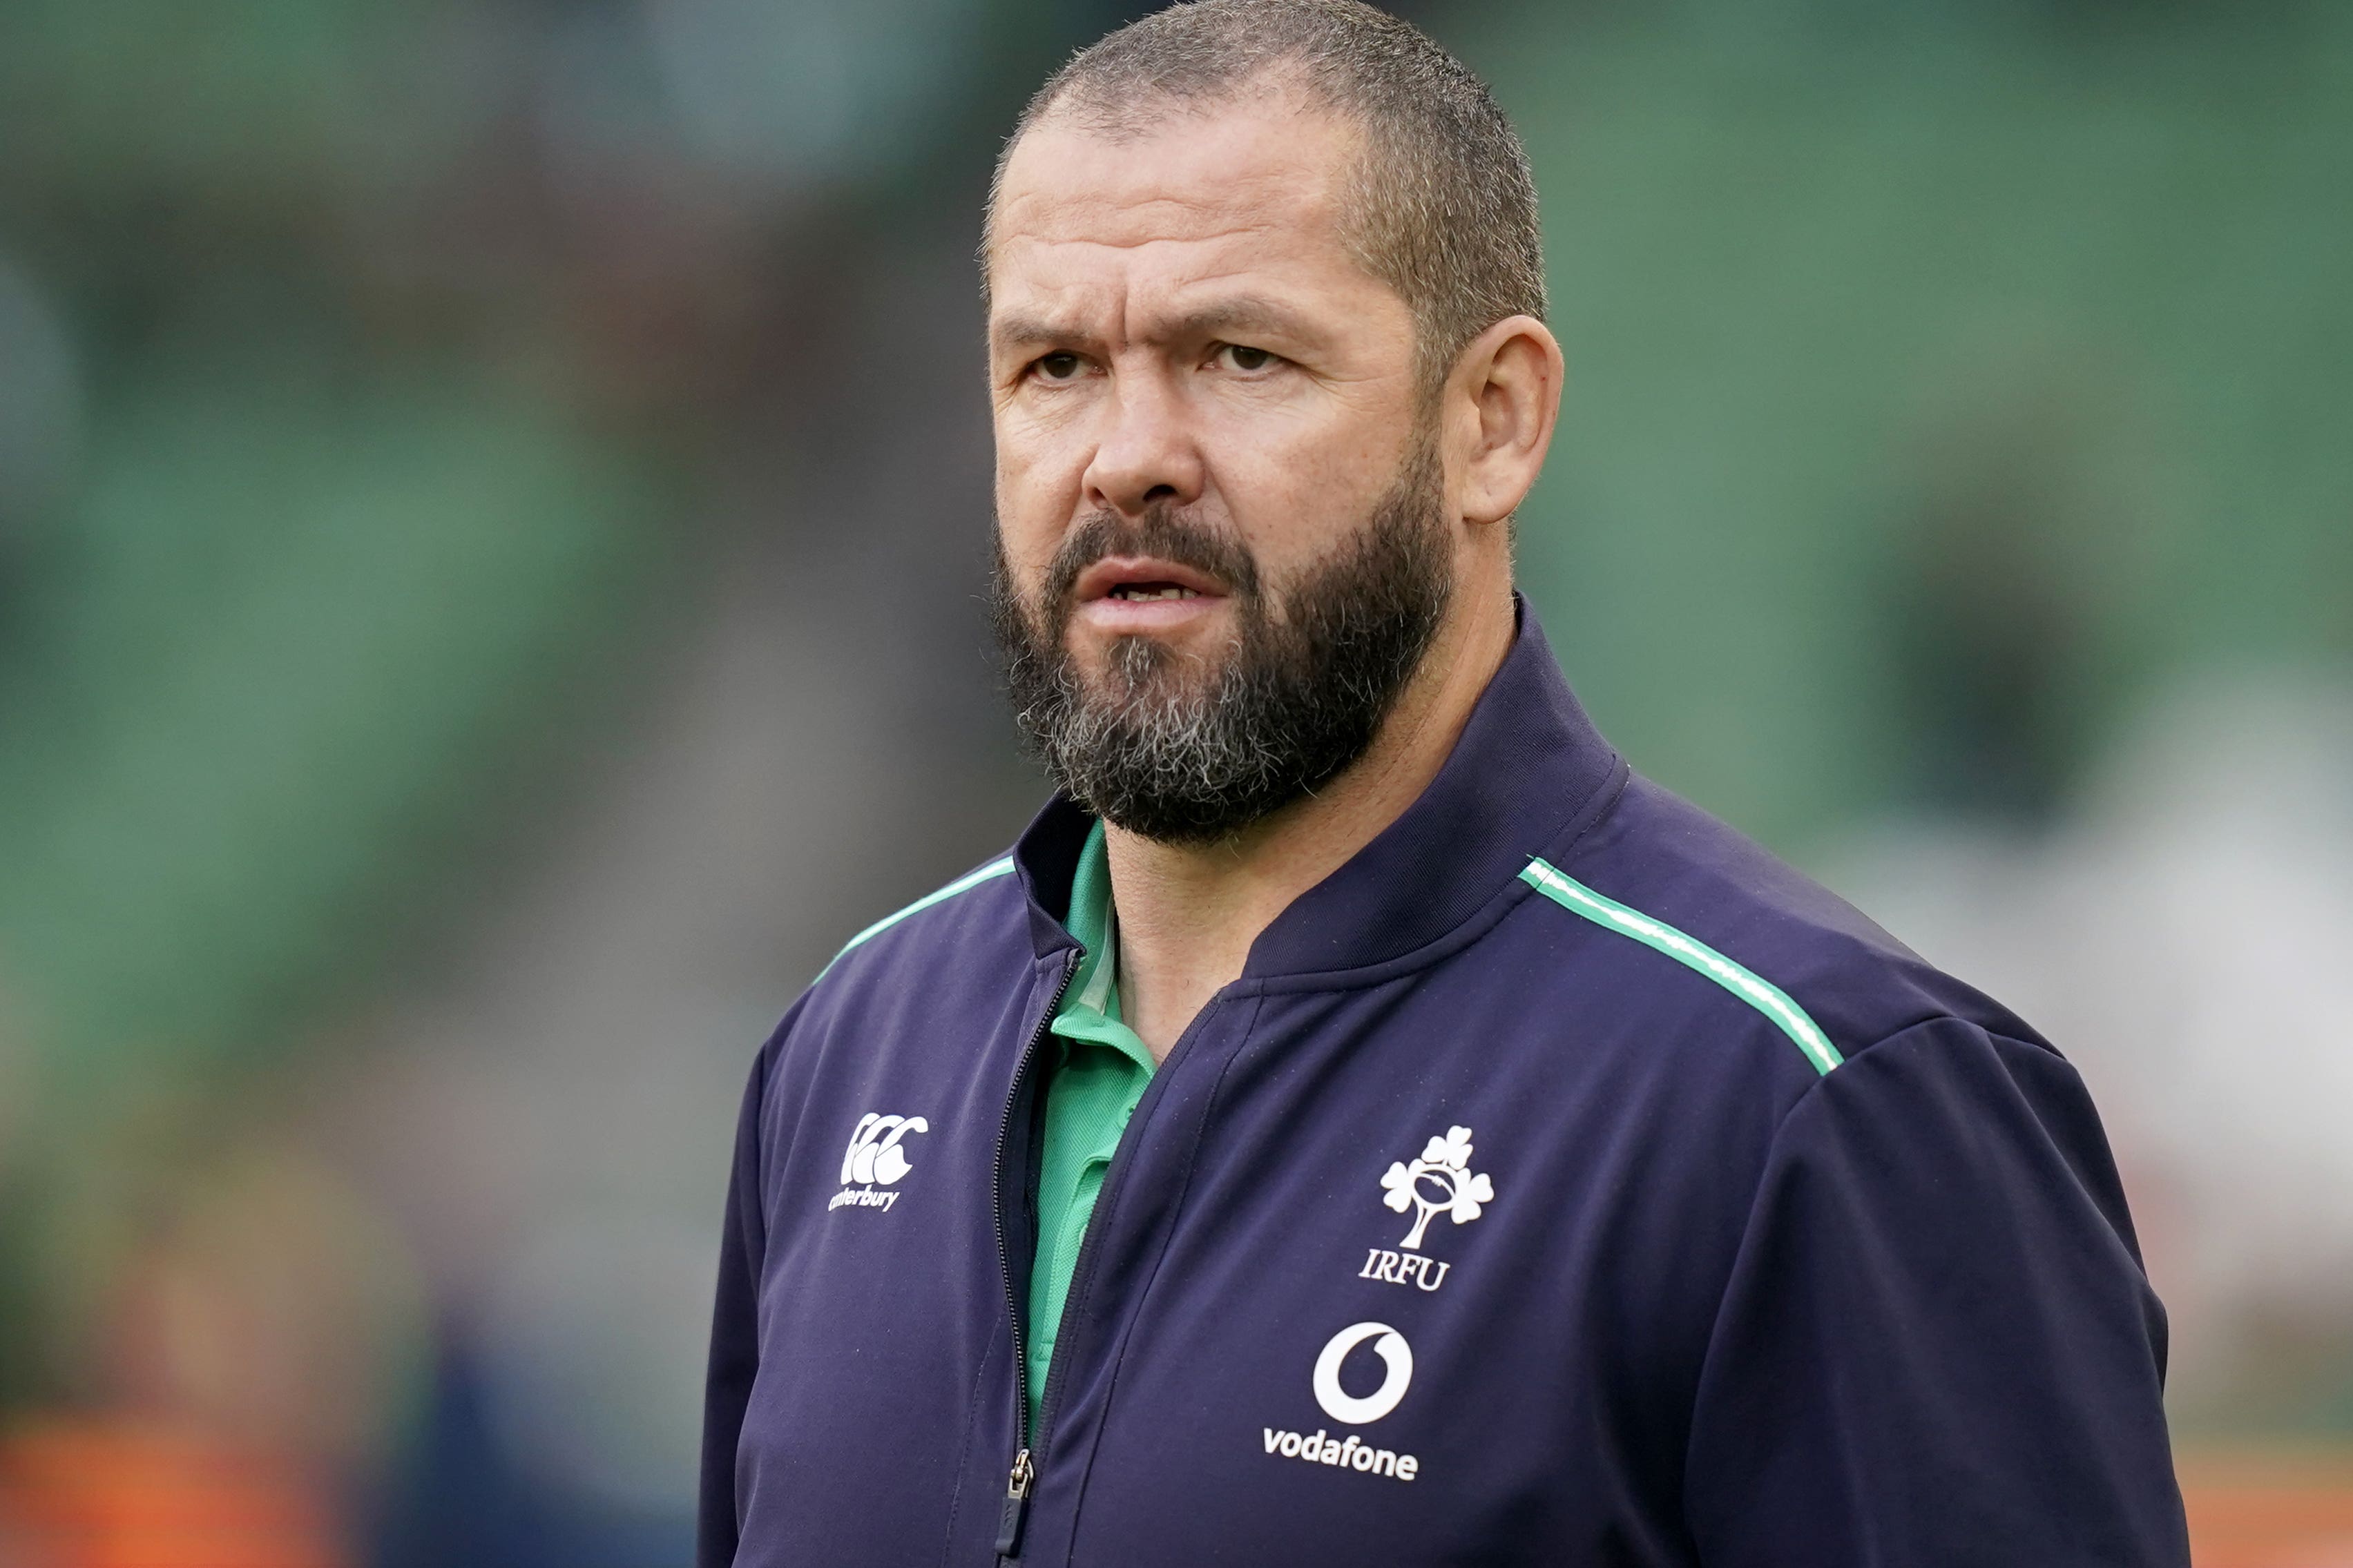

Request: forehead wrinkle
left=986, top=108, right=1401, bottom=358
left=990, top=102, right=1356, bottom=255
left=990, top=291, right=1129, bottom=358
left=999, top=189, right=1299, bottom=251
left=990, top=233, right=1325, bottom=343
left=999, top=224, right=1285, bottom=269
left=988, top=220, right=1289, bottom=320
left=994, top=273, right=1333, bottom=362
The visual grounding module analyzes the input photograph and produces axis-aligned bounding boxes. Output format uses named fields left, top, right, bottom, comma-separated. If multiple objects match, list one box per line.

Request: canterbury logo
left=830, top=1112, right=926, bottom=1212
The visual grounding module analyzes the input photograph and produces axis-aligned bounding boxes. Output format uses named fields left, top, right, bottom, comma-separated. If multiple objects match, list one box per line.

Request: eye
left=1215, top=342, right=1277, bottom=373
left=1030, top=351, right=1087, bottom=383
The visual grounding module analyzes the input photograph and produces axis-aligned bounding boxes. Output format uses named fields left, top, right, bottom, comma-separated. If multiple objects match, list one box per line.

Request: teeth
left=1112, top=585, right=1198, bottom=601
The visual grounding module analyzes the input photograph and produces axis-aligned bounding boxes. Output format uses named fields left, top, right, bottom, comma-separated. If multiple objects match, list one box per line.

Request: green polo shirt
left=1026, top=820, right=1155, bottom=1423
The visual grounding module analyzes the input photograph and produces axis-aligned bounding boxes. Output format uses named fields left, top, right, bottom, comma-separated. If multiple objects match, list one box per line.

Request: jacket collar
left=1012, top=595, right=1625, bottom=980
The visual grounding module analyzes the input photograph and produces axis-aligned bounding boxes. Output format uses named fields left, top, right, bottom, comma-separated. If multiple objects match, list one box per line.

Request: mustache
left=1040, top=504, right=1264, bottom=621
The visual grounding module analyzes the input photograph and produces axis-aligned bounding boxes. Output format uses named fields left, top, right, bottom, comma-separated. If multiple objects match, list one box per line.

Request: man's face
left=986, top=96, right=1452, bottom=842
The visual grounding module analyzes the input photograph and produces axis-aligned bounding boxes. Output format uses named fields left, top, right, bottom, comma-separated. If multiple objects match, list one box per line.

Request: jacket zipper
left=994, top=955, right=1235, bottom=1562
left=994, top=949, right=1077, bottom=1562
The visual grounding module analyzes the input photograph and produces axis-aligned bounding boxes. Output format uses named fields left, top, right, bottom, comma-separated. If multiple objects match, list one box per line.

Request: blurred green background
left=1, top=1, right=2349, bottom=1562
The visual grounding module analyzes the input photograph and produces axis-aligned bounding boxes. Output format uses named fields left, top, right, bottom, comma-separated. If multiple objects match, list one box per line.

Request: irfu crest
left=1379, top=1125, right=1495, bottom=1250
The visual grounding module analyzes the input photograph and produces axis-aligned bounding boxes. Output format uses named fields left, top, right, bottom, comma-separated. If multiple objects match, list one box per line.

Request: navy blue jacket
left=700, top=607, right=2189, bottom=1567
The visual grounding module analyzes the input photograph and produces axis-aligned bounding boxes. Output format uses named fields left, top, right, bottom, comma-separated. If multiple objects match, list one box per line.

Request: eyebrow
left=990, top=313, right=1083, bottom=357
left=989, top=297, right=1323, bottom=358
left=1151, top=299, right=1320, bottom=347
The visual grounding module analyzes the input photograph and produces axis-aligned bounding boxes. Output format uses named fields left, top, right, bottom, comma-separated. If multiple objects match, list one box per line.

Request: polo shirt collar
left=1050, top=822, right=1151, bottom=1065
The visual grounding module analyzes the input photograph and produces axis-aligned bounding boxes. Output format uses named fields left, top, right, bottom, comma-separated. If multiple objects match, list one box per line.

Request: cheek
left=993, top=421, right=1083, bottom=573
left=1209, top=415, right=1402, bottom=568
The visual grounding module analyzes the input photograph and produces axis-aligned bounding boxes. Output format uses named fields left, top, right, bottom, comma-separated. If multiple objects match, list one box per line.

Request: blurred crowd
left=1, top=0, right=2348, bottom=1562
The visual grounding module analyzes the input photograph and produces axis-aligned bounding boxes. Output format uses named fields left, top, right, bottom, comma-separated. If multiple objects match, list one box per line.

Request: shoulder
left=731, top=848, right=1046, bottom=1157
left=756, top=849, right=1037, bottom=1061
left=1516, top=771, right=2051, bottom=1088
left=819, top=852, right=1027, bottom=978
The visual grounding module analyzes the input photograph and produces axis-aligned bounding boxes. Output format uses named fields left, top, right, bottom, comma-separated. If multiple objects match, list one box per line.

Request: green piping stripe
left=1519, top=858, right=1843, bottom=1076
left=825, top=858, right=1017, bottom=972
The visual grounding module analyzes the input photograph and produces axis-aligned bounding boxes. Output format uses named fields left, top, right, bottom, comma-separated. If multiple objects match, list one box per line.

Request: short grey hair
left=987, top=0, right=1546, bottom=391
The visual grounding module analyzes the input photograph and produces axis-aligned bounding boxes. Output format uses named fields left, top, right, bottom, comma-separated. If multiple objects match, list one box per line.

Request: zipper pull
left=995, top=1447, right=1035, bottom=1559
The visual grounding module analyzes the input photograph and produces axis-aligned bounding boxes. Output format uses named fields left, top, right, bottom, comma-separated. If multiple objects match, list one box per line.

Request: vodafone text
left=1261, top=1426, right=1419, bottom=1482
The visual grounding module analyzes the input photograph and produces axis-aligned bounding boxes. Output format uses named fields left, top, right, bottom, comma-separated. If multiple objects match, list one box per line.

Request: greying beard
left=991, top=436, right=1452, bottom=844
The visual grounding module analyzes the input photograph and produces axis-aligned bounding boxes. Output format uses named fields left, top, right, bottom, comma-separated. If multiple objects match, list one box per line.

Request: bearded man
left=698, top=3, right=2189, bottom=1564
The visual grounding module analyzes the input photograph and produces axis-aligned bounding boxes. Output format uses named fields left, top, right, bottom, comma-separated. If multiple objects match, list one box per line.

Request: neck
left=1105, top=585, right=1516, bottom=1060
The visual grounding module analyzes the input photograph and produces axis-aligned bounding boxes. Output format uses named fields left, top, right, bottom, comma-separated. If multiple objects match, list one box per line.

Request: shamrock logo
left=1379, top=1125, right=1495, bottom=1250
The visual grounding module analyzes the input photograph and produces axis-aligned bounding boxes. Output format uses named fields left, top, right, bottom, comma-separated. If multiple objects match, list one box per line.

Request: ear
left=1447, top=315, right=1565, bottom=527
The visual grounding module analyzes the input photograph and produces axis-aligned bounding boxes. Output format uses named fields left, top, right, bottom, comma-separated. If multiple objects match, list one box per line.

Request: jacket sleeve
left=698, top=1027, right=783, bottom=1568
left=1684, top=1016, right=2190, bottom=1566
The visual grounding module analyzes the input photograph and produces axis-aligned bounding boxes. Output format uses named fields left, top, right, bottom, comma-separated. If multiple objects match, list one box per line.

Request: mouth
left=1074, top=556, right=1227, bottom=605
left=1070, top=556, right=1229, bottom=632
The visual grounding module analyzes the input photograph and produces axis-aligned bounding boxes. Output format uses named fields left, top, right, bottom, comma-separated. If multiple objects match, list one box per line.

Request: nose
left=1080, top=368, right=1204, bottom=519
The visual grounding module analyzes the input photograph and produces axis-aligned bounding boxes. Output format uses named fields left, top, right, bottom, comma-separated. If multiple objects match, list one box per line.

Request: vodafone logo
left=1312, top=1322, right=1413, bottom=1424
left=1261, top=1323, right=1421, bottom=1484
